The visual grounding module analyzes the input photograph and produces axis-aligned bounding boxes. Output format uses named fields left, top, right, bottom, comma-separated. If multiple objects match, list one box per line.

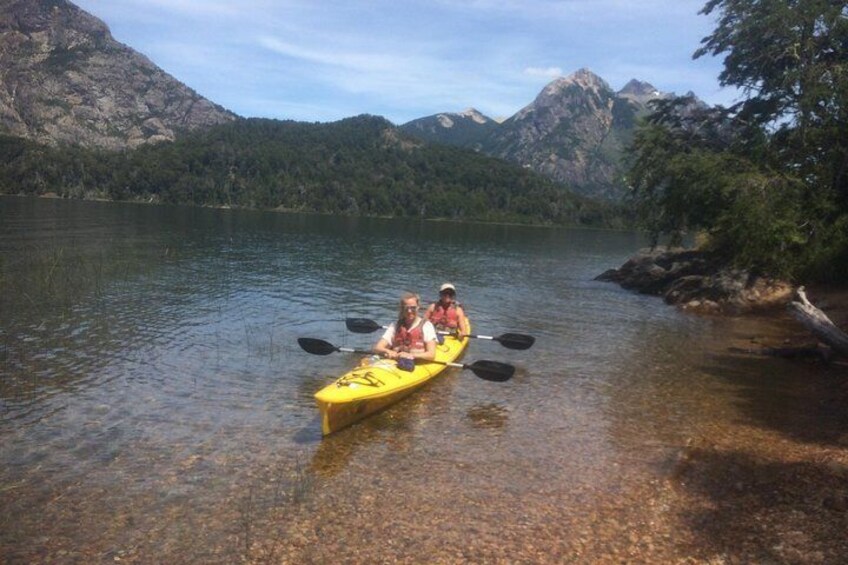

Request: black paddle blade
left=345, top=317, right=383, bottom=334
left=466, top=360, right=515, bottom=382
left=297, top=337, right=338, bottom=356
left=496, top=333, right=535, bottom=350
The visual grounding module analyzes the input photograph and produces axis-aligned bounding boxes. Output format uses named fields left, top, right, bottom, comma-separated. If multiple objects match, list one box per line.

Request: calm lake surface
left=1, top=196, right=844, bottom=562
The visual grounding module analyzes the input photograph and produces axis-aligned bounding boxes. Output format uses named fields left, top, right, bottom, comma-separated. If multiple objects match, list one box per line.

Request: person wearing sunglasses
left=424, top=282, right=469, bottom=340
left=373, top=292, right=437, bottom=365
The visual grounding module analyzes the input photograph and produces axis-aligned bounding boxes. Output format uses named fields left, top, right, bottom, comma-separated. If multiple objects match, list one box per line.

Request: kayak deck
left=314, top=323, right=470, bottom=435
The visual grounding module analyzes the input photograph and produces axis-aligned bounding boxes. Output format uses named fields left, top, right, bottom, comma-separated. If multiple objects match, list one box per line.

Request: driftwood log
left=788, top=286, right=848, bottom=358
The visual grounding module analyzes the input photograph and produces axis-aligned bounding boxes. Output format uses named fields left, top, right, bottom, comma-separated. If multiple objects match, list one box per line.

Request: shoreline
left=597, top=250, right=848, bottom=562
left=0, top=192, right=609, bottom=230
left=597, top=245, right=848, bottom=356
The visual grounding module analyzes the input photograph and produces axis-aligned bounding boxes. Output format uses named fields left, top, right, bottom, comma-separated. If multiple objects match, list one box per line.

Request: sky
left=71, top=0, right=739, bottom=125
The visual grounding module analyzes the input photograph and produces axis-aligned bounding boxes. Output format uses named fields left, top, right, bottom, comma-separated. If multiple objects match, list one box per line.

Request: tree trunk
left=788, top=286, right=848, bottom=358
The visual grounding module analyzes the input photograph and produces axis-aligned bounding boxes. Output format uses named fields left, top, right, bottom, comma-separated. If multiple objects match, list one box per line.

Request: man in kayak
left=373, top=292, right=437, bottom=365
left=424, top=282, right=470, bottom=340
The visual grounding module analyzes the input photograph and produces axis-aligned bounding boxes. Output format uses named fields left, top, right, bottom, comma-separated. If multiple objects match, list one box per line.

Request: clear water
left=0, top=196, right=833, bottom=562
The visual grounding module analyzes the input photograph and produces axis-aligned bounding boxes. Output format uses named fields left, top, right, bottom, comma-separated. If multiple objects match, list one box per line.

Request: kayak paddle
left=297, top=338, right=515, bottom=382
left=462, top=332, right=535, bottom=350
left=345, top=317, right=384, bottom=334
left=344, top=317, right=535, bottom=350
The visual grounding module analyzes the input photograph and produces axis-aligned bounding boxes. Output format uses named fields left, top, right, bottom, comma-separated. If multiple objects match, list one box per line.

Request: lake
left=1, top=196, right=845, bottom=562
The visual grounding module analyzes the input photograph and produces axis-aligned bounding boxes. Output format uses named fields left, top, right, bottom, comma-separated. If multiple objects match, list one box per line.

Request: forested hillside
left=0, top=115, right=627, bottom=227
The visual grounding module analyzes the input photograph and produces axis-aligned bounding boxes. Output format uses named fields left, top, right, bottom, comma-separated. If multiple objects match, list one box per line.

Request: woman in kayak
left=373, top=292, right=437, bottom=363
left=425, top=282, right=469, bottom=339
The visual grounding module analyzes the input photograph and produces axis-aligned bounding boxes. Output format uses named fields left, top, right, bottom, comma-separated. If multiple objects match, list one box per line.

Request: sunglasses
left=404, top=305, right=419, bottom=311
left=440, top=290, right=455, bottom=296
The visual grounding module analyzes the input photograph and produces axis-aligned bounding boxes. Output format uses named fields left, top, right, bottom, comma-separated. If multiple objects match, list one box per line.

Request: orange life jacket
left=429, top=301, right=460, bottom=330
left=393, top=320, right=426, bottom=353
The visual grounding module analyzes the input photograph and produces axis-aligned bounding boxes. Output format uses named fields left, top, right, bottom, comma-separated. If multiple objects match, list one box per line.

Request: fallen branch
left=728, top=345, right=831, bottom=362
left=788, top=286, right=848, bottom=358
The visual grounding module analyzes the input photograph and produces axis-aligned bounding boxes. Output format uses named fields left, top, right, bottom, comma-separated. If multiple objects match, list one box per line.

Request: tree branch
left=788, top=286, right=848, bottom=357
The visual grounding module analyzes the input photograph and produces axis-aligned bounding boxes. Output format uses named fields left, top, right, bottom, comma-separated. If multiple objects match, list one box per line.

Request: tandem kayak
left=313, top=322, right=471, bottom=435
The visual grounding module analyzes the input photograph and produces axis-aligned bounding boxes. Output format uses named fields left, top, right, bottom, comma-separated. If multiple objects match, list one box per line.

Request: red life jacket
left=429, top=301, right=460, bottom=329
left=393, top=320, right=426, bottom=352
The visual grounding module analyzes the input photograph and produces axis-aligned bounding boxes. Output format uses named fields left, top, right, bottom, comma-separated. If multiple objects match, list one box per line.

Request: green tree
left=630, top=0, right=848, bottom=279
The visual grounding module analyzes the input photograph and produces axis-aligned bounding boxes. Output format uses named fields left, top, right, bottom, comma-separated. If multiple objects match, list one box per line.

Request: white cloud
left=256, top=36, right=411, bottom=75
left=524, top=67, right=564, bottom=79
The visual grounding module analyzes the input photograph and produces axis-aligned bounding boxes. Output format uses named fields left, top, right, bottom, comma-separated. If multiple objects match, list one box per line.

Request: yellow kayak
left=314, top=323, right=471, bottom=435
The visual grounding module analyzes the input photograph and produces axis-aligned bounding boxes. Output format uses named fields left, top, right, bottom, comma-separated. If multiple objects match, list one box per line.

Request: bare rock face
left=596, top=248, right=795, bottom=314
left=492, top=69, right=622, bottom=196
left=0, top=0, right=236, bottom=149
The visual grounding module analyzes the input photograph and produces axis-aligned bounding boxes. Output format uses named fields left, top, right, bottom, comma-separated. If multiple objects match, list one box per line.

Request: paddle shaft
left=337, top=346, right=372, bottom=355
left=453, top=332, right=493, bottom=340
left=350, top=323, right=478, bottom=340
left=344, top=318, right=533, bottom=350
left=345, top=318, right=475, bottom=338
left=298, top=337, right=514, bottom=382
left=340, top=345, right=464, bottom=368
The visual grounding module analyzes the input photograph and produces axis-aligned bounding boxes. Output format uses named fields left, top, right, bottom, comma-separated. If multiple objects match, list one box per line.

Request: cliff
left=0, top=0, right=236, bottom=149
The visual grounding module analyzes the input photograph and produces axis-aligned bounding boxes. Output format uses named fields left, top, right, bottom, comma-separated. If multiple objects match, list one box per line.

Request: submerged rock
left=596, top=247, right=794, bottom=314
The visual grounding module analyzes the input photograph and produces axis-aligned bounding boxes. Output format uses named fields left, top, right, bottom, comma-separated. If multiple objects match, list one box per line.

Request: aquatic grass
left=0, top=240, right=187, bottom=407
left=3, top=244, right=112, bottom=317
left=1, top=239, right=192, bottom=320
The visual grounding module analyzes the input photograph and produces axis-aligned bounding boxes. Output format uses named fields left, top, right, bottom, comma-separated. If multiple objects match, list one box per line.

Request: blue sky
left=72, top=0, right=737, bottom=124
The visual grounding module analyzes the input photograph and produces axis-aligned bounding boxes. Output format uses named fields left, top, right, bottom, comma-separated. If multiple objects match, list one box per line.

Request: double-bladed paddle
left=297, top=337, right=514, bottom=382
left=344, top=317, right=535, bottom=350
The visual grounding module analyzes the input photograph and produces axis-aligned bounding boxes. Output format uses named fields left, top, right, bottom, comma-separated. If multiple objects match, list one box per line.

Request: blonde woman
left=373, top=292, right=437, bottom=363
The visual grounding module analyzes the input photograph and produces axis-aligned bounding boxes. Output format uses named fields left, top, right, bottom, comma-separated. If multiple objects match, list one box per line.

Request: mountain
left=488, top=68, right=635, bottom=199
left=0, top=0, right=236, bottom=149
left=0, top=0, right=691, bottom=206
left=617, top=78, right=664, bottom=104
left=400, top=68, right=701, bottom=200
left=402, top=108, right=499, bottom=150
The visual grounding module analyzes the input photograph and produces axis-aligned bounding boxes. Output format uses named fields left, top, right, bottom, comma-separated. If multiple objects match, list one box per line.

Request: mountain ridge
left=401, top=68, right=702, bottom=200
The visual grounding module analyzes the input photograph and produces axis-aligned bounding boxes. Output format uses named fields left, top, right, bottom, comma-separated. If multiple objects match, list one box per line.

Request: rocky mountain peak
left=457, top=108, right=491, bottom=125
left=2, top=0, right=109, bottom=49
left=618, top=79, right=663, bottom=103
left=566, top=67, right=609, bottom=88
left=0, top=0, right=236, bottom=149
left=513, top=67, right=613, bottom=123
left=536, top=68, right=610, bottom=102
left=434, top=108, right=492, bottom=129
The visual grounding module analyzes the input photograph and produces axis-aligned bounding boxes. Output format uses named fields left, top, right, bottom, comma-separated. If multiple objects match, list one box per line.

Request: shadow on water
left=465, top=402, right=510, bottom=430
left=306, top=402, right=425, bottom=477
left=664, top=348, right=848, bottom=561
left=671, top=446, right=848, bottom=561
left=699, top=352, right=848, bottom=447
left=291, top=419, right=323, bottom=445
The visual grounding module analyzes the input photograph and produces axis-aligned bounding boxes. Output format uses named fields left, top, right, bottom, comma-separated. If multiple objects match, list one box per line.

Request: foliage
left=0, top=116, right=629, bottom=228
left=629, top=0, right=848, bottom=281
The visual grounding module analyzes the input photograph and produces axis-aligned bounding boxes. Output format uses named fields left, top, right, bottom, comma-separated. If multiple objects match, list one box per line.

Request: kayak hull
left=314, top=323, right=470, bottom=435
